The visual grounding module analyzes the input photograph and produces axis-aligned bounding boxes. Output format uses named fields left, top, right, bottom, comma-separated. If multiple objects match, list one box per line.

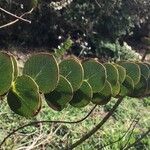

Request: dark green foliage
left=0, top=0, right=150, bottom=60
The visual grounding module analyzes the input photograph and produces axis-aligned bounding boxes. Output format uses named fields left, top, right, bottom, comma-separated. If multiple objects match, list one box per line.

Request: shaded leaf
left=45, top=75, right=73, bottom=111
left=7, top=75, right=41, bottom=117
left=70, top=81, right=92, bottom=108
left=119, top=75, right=134, bottom=96
left=91, top=80, right=112, bottom=105
left=0, top=52, right=14, bottom=95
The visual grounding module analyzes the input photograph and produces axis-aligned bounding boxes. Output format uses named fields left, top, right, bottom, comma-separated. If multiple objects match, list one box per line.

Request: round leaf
left=130, top=75, right=148, bottom=98
left=91, top=80, right=112, bottom=105
left=59, top=57, right=84, bottom=91
left=118, top=61, right=141, bottom=85
left=144, top=63, right=150, bottom=78
left=82, top=60, right=106, bottom=93
left=137, top=62, right=149, bottom=80
left=104, top=63, right=119, bottom=85
left=146, top=77, right=150, bottom=95
left=115, top=64, right=126, bottom=83
left=7, top=75, right=41, bottom=117
left=104, top=63, right=120, bottom=96
left=70, top=81, right=93, bottom=108
left=11, top=54, right=19, bottom=80
left=23, top=53, right=59, bottom=93
left=0, top=52, right=14, bottom=95
left=111, top=81, right=120, bottom=97
left=45, top=75, right=73, bottom=111
left=119, top=75, right=134, bottom=96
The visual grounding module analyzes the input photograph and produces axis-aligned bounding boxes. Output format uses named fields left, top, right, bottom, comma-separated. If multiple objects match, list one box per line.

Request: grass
left=0, top=96, right=149, bottom=150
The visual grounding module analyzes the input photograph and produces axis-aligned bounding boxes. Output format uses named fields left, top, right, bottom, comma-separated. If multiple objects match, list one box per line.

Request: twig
left=0, top=104, right=97, bottom=147
left=0, top=7, right=31, bottom=23
left=0, top=8, right=34, bottom=29
left=121, top=118, right=140, bottom=149
left=99, top=115, right=140, bottom=149
left=123, top=128, right=150, bottom=150
left=95, top=0, right=102, bottom=8
left=65, top=96, right=124, bottom=150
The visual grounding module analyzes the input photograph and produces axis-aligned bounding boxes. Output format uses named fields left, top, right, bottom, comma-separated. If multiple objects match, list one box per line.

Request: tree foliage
left=0, top=0, right=150, bottom=58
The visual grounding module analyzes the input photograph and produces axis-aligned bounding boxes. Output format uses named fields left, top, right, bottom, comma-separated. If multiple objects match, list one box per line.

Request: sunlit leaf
left=82, top=60, right=106, bottom=93
left=59, top=57, right=84, bottom=91
left=115, top=64, right=126, bottom=83
left=104, top=63, right=120, bottom=96
left=23, top=53, right=59, bottom=93
left=118, top=61, right=141, bottom=85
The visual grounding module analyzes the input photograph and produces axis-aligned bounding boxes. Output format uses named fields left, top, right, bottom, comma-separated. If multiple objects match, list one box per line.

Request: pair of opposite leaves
left=0, top=52, right=149, bottom=117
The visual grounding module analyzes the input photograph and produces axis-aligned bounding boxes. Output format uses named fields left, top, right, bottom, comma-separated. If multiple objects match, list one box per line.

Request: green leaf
left=144, top=62, right=150, bottom=78
left=0, top=52, right=14, bottom=95
left=118, top=61, right=141, bottom=85
left=82, top=60, right=106, bottom=93
left=45, top=75, right=73, bottom=111
left=130, top=75, right=148, bottom=98
left=137, top=62, right=149, bottom=80
left=104, top=63, right=120, bottom=96
left=59, top=57, right=84, bottom=91
left=144, top=63, right=150, bottom=95
left=111, top=81, right=120, bottom=97
left=70, top=81, right=93, bottom=108
left=11, top=54, right=18, bottom=80
left=23, top=53, right=59, bottom=93
left=115, top=64, right=126, bottom=83
left=146, top=77, right=150, bottom=95
left=119, top=75, right=134, bottom=96
left=7, top=75, right=41, bottom=117
left=91, top=80, right=112, bottom=105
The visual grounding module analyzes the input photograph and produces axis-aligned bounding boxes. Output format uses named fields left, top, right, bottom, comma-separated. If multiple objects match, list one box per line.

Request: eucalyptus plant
left=0, top=51, right=149, bottom=118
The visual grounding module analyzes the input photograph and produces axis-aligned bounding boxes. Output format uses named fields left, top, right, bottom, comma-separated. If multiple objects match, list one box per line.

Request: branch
left=94, top=0, right=102, bottom=8
left=121, top=117, right=140, bottom=149
left=0, top=104, right=97, bottom=147
left=65, top=96, right=124, bottom=150
left=100, top=115, right=140, bottom=149
left=0, top=8, right=34, bottom=29
left=123, top=128, right=150, bottom=150
left=0, top=7, right=31, bottom=23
